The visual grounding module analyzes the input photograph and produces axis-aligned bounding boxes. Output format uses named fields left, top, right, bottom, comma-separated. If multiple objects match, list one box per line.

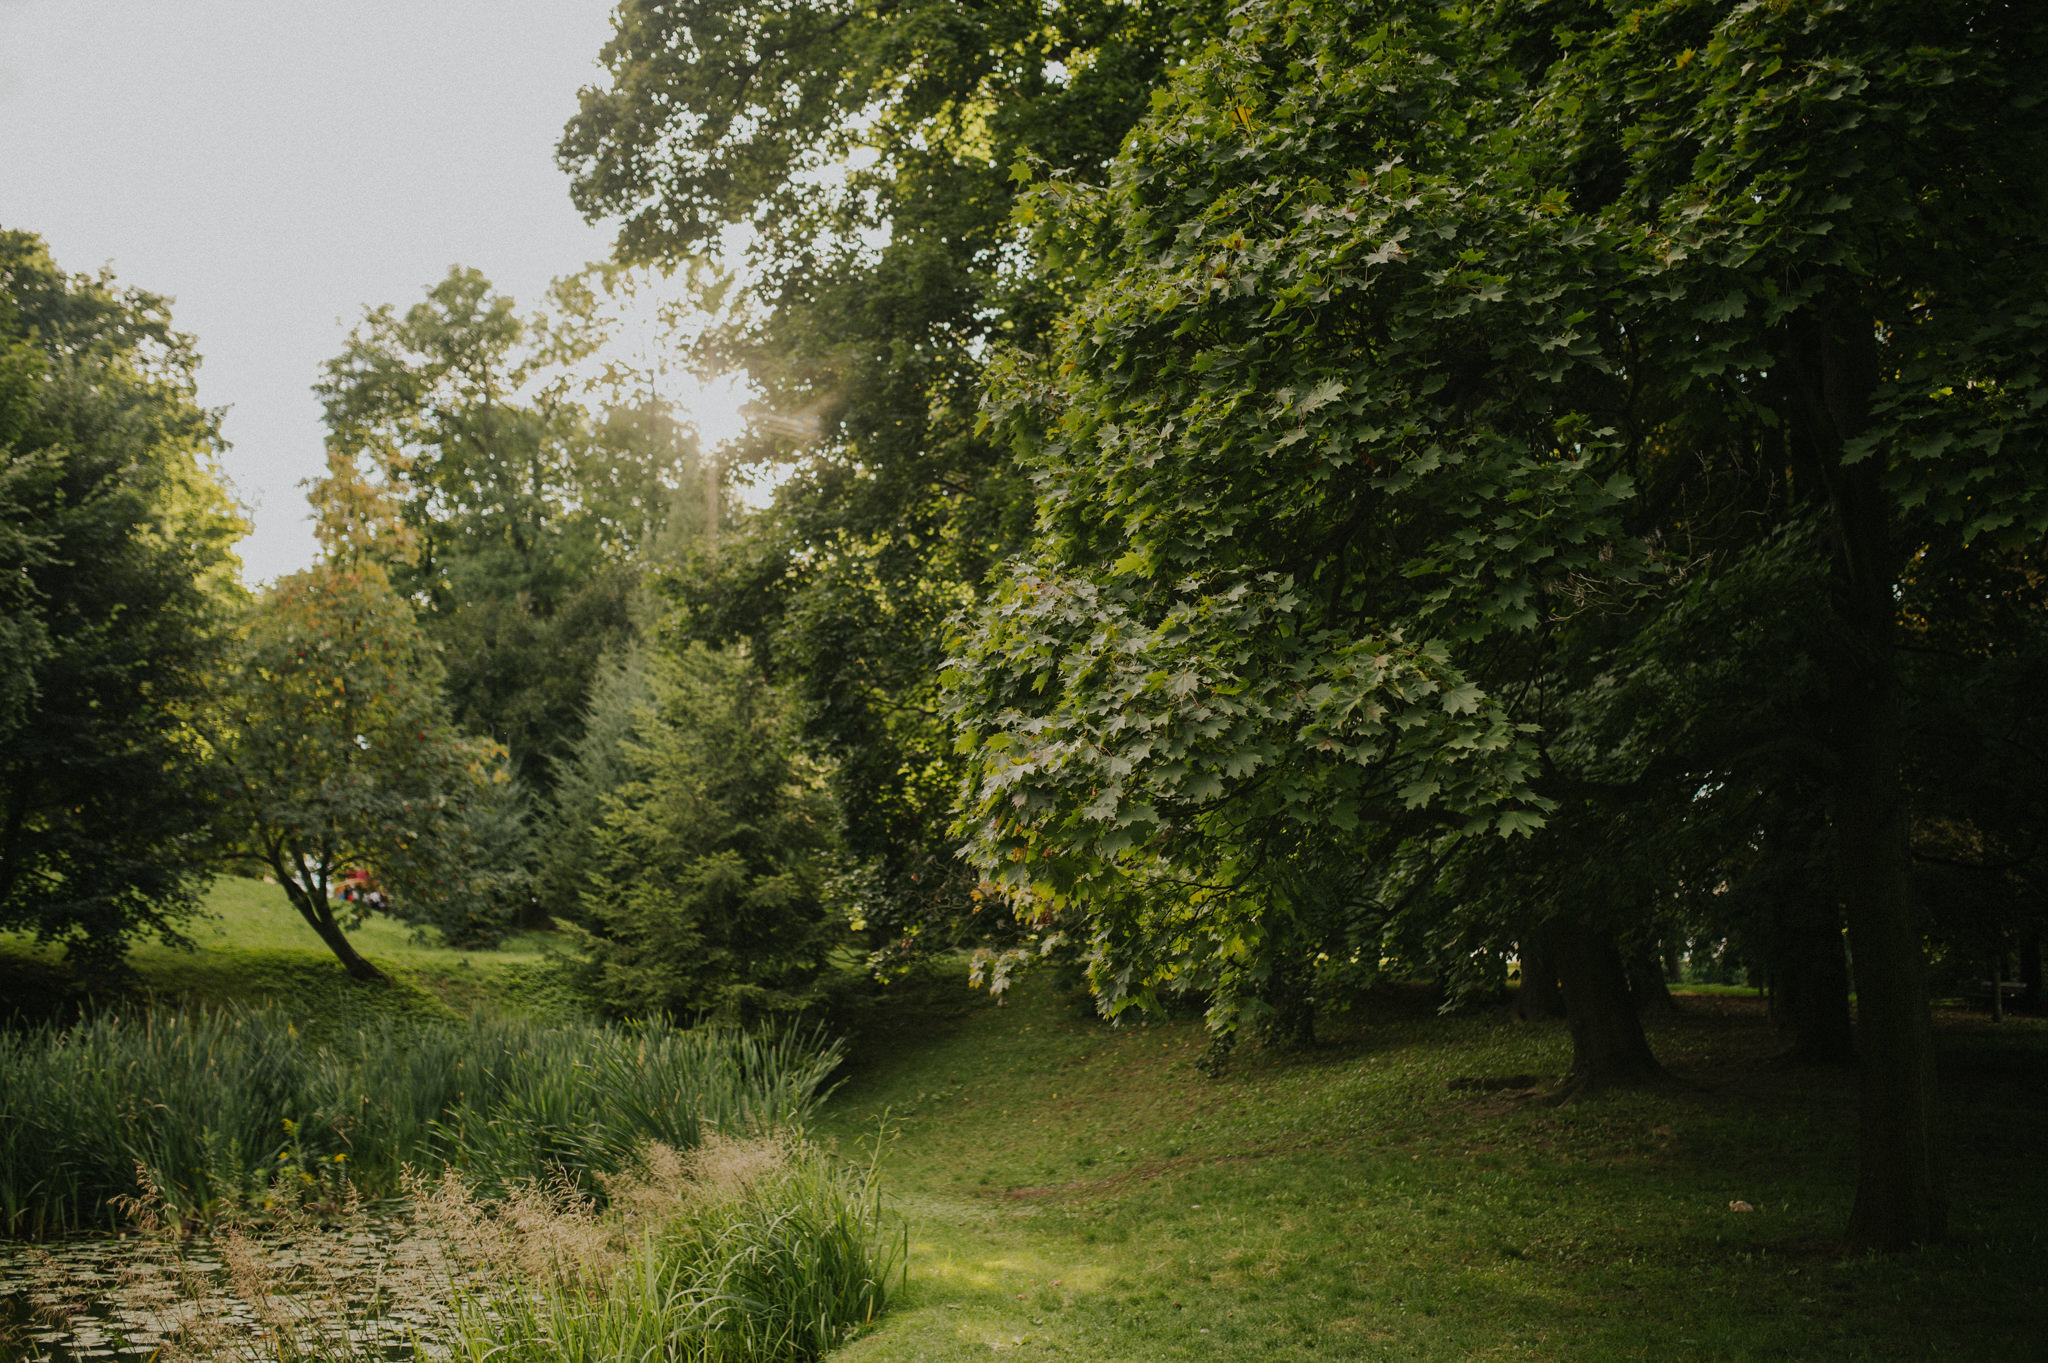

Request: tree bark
left=1773, top=911, right=1856, bottom=1065
left=1550, top=918, right=1663, bottom=1095
left=1628, top=944, right=1676, bottom=1014
left=1513, top=927, right=1566, bottom=1021
left=1800, top=318, right=1945, bottom=1249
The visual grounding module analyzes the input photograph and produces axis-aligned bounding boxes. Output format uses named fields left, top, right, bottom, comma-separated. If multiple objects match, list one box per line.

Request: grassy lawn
left=6, top=899, right=2041, bottom=1360
left=815, top=977, right=2048, bottom=1362
left=0, top=877, right=577, bottom=1029
left=135, top=876, right=559, bottom=965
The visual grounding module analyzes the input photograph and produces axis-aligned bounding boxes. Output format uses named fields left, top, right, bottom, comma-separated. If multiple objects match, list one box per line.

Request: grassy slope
left=0, top=877, right=577, bottom=1029
left=815, top=977, right=2047, bottom=1363
left=7, top=896, right=2041, bottom=1359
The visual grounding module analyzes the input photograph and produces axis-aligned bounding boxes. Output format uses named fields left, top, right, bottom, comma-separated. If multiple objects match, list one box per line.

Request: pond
left=0, top=1215, right=477, bottom=1362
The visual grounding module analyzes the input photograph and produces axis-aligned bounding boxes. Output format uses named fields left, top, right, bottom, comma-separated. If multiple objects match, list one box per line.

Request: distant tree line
left=0, top=241, right=840, bottom=1017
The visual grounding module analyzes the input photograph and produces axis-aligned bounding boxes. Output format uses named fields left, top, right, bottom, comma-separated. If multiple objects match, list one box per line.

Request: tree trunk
left=1628, top=944, right=1676, bottom=1014
left=1773, top=911, right=1856, bottom=1065
left=274, top=862, right=388, bottom=985
left=1513, top=927, right=1566, bottom=1021
left=1261, top=954, right=1317, bottom=1050
left=2020, top=933, right=2043, bottom=1012
left=1802, top=319, right=1945, bottom=1249
left=1989, top=954, right=2004, bottom=1024
left=1550, top=918, right=1663, bottom=1095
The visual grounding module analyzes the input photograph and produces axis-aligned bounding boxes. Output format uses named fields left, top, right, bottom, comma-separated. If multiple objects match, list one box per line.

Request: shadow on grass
left=815, top=974, right=2048, bottom=1363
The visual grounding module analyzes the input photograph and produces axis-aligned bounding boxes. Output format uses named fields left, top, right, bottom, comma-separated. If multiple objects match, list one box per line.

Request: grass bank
left=814, top=976, right=2047, bottom=1362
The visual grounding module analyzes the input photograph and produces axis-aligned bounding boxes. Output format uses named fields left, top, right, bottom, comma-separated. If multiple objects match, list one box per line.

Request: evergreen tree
left=562, top=641, right=842, bottom=1021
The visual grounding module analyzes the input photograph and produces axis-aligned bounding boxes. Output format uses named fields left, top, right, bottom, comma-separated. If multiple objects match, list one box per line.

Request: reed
left=0, top=1008, right=841, bottom=1237
left=442, top=1135, right=906, bottom=1363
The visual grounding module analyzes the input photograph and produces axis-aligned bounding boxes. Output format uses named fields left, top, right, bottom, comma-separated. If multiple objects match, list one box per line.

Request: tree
left=0, top=229, right=246, bottom=973
left=1898, top=538, right=2048, bottom=1003
left=945, top=3, right=1636, bottom=1039
left=560, top=0, right=1227, bottom=964
left=1526, top=0, right=2048, bottom=1249
left=1433, top=521, right=1854, bottom=1079
left=560, top=640, right=842, bottom=1022
left=312, top=267, right=712, bottom=791
left=950, top=0, right=2048, bottom=1247
left=219, top=563, right=510, bottom=982
left=533, top=646, right=657, bottom=926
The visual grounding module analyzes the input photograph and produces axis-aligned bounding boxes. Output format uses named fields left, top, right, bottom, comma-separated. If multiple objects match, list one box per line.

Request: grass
left=1, top=876, right=580, bottom=1028
left=1666, top=982, right=1766, bottom=998
left=446, top=1135, right=906, bottom=1363
left=0, top=1009, right=842, bottom=1236
left=811, top=974, right=2048, bottom=1362
left=7, top=898, right=2041, bottom=1360
left=144, top=875, right=560, bottom=963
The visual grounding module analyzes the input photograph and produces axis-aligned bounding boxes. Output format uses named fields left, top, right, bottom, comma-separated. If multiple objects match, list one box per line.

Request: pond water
left=0, top=1216, right=475, bottom=1362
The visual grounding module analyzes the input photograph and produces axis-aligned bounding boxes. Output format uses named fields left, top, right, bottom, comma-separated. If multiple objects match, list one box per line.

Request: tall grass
left=441, top=1135, right=906, bottom=1363
left=0, top=1008, right=841, bottom=1237
left=9, top=1135, right=905, bottom=1362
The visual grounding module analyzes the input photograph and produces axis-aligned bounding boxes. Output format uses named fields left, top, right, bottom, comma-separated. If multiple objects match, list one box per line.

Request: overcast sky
left=0, top=0, right=694, bottom=583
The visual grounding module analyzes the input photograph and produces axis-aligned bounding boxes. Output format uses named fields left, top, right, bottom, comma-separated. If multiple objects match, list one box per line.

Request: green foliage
left=219, top=563, right=523, bottom=959
left=313, top=267, right=716, bottom=789
left=1511, top=0, right=2048, bottom=843
left=425, top=563, right=643, bottom=792
left=944, top=0, right=2048, bottom=1059
left=430, top=768, right=539, bottom=948
left=945, top=2, right=1648, bottom=1028
left=0, top=229, right=246, bottom=973
left=1411, top=522, right=1841, bottom=999
left=561, top=642, right=845, bottom=1022
left=0, top=1007, right=841, bottom=1236
left=533, top=646, right=656, bottom=925
left=562, top=0, right=1210, bottom=266
left=563, top=0, right=1227, bottom=961
left=1899, top=541, right=2048, bottom=964
left=1530, top=0, right=2048, bottom=542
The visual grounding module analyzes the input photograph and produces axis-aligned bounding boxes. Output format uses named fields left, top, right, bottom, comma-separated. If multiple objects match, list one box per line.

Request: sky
left=1, top=0, right=745, bottom=583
